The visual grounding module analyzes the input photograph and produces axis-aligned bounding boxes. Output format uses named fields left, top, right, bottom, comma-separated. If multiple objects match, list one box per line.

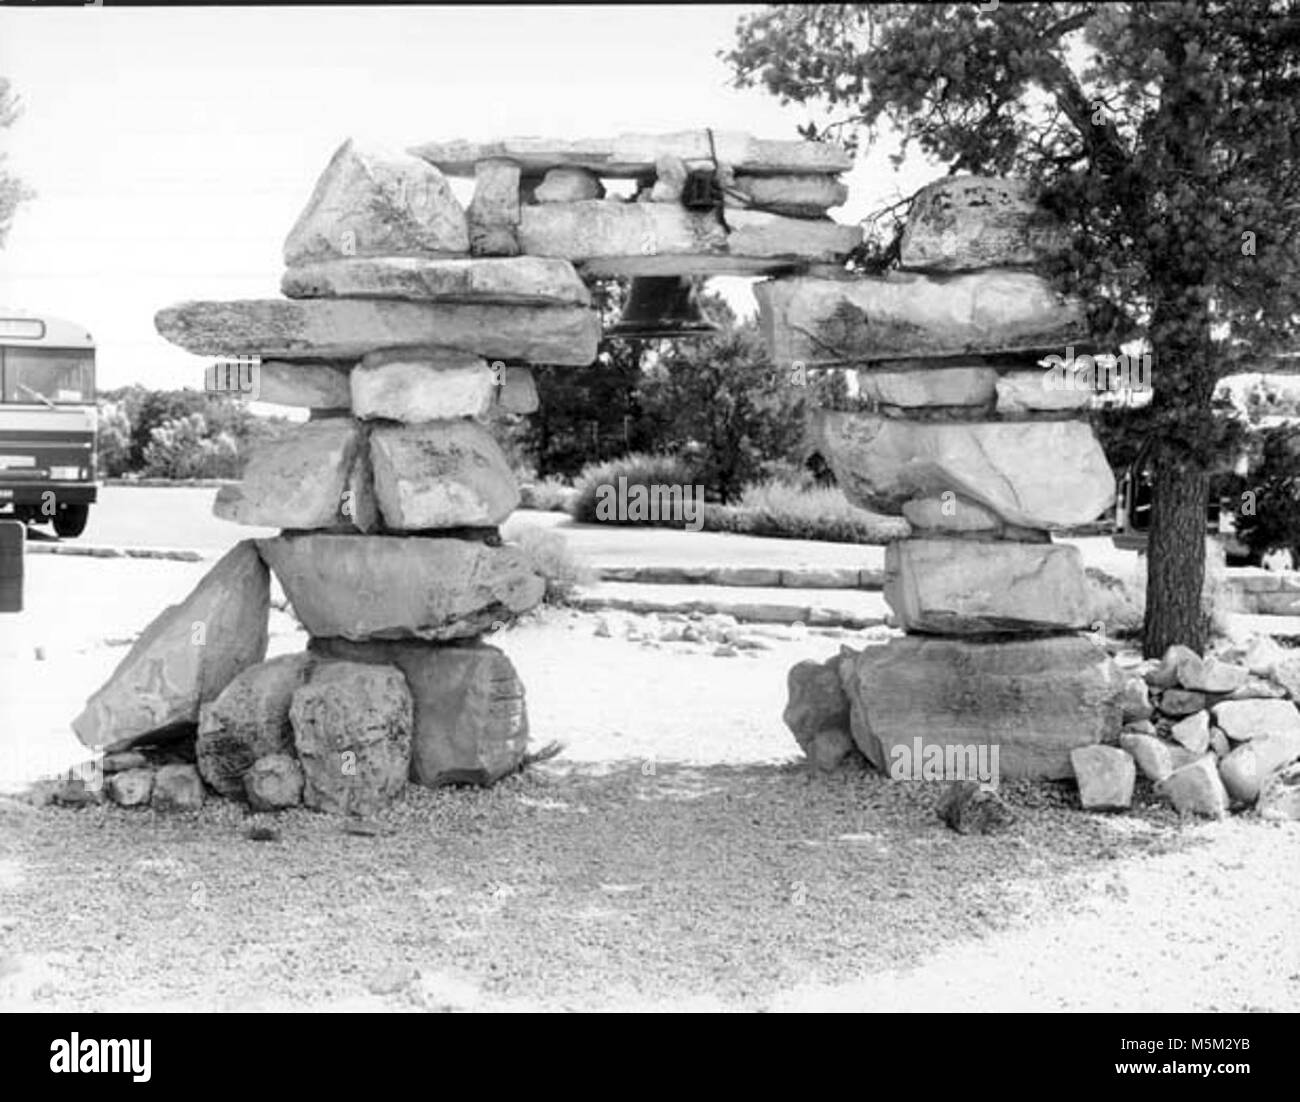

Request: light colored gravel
left=2, top=578, right=1297, bottom=1013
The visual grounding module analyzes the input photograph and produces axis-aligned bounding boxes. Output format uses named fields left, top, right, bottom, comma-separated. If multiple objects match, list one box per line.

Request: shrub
left=699, top=502, right=753, bottom=534
left=514, top=526, right=593, bottom=605
left=754, top=457, right=819, bottom=491
left=140, top=413, right=241, bottom=480
left=724, top=480, right=910, bottom=543
left=1234, top=424, right=1300, bottom=564
left=96, top=402, right=134, bottom=478
left=128, top=389, right=212, bottom=469
left=98, top=387, right=298, bottom=479
left=518, top=475, right=575, bottom=513
left=569, top=452, right=699, bottom=525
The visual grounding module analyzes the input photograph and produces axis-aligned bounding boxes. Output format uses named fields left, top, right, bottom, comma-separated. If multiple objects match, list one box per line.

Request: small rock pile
left=62, top=130, right=862, bottom=816
left=1102, top=639, right=1300, bottom=820
left=593, top=609, right=781, bottom=656
left=768, top=177, right=1124, bottom=782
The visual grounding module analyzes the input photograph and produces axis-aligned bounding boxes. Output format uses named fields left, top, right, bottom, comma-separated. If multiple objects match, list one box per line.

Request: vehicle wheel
left=53, top=503, right=89, bottom=539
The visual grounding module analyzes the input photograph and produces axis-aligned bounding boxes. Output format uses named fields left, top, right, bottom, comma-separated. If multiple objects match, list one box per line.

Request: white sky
left=0, top=4, right=942, bottom=391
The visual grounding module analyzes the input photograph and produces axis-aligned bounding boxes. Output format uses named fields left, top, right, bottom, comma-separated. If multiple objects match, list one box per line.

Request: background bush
left=696, top=481, right=907, bottom=543
left=140, top=412, right=241, bottom=479
left=96, top=386, right=296, bottom=479
left=568, top=452, right=699, bottom=525
left=570, top=459, right=906, bottom=544
left=518, top=475, right=576, bottom=512
left=1232, top=424, right=1300, bottom=563
left=514, top=526, right=594, bottom=605
left=724, top=480, right=909, bottom=543
left=517, top=280, right=853, bottom=501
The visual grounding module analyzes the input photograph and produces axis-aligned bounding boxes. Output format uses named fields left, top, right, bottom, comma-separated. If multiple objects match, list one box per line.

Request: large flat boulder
left=901, top=495, right=1009, bottom=537
left=311, top=638, right=528, bottom=787
left=518, top=201, right=858, bottom=277
left=257, top=534, right=544, bottom=641
left=284, top=139, right=467, bottom=266
left=756, top=271, right=1088, bottom=366
left=720, top=209, right=862, bottom=263
left=839, top=635, right=1122, bottom=780
left=995, top=369, right=1093, bottom=413
left=369, top=421, right=519, bottom=529
left=519, top=200, right=725, bottom=261
left=72, top=542, right=270, bottom=750
left=857, top=365, right=997, bottom=408
left=154, top=298, right=599, bottom=366
left=213, top=419, right=366, bottom=530
left=290, top=661, right=413, bottom=816
left=728, top=173, right=848, bottom=217
left=899, top=177, right=1069, bottom=272
left=280, top=255, right=590, bottom=306
left=409, top=130, right=852, bottom=178
left=884, top=539, right=1092, bottom=634
left=813, top=412, right=1115, bottom=529
left=351, top=349, right=495, bottom=422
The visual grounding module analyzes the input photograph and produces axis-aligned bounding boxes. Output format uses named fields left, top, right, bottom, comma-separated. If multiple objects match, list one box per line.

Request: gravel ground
left=0, top=755, right=1229, bottom=1014
left=2, top=581, right=1298, bottom=1012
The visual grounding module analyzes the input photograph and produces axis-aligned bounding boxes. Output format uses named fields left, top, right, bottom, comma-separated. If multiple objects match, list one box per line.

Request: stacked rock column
left=764, top=177, right=1126, bottom=783
left=218, top=142, right=581, bottom=808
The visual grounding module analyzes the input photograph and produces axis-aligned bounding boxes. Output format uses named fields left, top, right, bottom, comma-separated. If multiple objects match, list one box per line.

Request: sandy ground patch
left=1, top=558, right=1297, bottom=1012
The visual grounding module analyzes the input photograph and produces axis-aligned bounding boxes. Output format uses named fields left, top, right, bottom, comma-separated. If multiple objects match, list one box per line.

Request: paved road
left=44, top=485, right=278, bottom=553
left=34, top=485, right=1144, bottom=576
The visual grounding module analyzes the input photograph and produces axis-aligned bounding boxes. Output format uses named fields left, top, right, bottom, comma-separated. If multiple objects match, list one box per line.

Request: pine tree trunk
left=1142, top=444, right=1209, bottom=658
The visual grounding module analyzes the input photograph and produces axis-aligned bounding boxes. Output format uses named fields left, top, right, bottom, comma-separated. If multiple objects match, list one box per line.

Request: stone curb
left=594, top=565, right=885, bottom=590
left=25, top=543, right=206, bottom=562
left=103, top=478, right=241, bottom=488
left=570, top=590, right=886, bottom=630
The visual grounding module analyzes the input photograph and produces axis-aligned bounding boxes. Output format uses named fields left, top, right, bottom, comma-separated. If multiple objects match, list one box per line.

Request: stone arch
left=78, top=134, right=1123, bottom=815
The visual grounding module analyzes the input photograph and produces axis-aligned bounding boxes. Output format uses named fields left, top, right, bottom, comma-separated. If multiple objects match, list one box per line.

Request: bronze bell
left=605, top=276, right=722, bottom=341
left=681, top=167, right=725, bottom=211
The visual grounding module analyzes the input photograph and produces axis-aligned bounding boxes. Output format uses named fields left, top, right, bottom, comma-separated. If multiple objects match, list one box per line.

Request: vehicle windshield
left=1, top=347, right=96, bottom=404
